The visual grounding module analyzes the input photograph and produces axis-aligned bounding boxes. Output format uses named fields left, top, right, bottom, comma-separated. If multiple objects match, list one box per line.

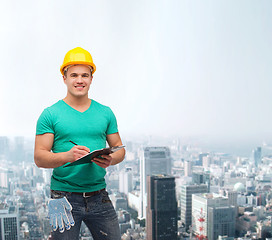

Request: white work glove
left=48, top=197, right=75, bottom=233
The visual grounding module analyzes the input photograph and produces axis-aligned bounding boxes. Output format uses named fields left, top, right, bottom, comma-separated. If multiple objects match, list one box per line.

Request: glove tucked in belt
left=48, top=197, right=75, bottom=233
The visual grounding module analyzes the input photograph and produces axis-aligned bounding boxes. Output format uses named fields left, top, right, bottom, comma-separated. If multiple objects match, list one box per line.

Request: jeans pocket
left=101, top=190, right=111, bottom=204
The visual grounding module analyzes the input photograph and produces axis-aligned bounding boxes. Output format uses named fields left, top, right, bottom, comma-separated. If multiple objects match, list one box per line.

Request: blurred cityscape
left=0, top=136, right=272, bottom=240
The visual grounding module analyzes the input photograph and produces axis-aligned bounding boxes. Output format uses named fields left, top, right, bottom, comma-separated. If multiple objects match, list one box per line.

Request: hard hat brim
left=60, top=61, right=96, bottom=75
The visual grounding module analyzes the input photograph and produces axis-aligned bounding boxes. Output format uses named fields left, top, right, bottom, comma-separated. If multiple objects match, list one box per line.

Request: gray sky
left=0, top=0, right=271, bottom=143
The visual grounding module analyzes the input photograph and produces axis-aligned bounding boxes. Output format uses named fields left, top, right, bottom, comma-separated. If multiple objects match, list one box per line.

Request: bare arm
left=92, top=132, right=125, bottom=168
left=34, top=133, right=90, bottom=168
left=107, top=132, right=125, bottom=165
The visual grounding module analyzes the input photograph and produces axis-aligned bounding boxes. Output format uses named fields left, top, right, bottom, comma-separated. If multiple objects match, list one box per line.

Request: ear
left=63, top=75, right=67, bottom=84
left=90, top=75, right=93, bottom=84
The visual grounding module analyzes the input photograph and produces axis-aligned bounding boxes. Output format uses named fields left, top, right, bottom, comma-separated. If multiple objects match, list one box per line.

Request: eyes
left=70, top=73, right=90, bottom=78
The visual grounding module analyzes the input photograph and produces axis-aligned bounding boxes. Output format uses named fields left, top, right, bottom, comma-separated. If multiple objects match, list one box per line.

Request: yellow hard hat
left=60, top=47, right=96, bottom=75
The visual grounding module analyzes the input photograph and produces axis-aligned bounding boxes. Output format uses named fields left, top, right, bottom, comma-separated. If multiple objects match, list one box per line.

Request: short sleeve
left=106, top=108, right=118, bottom=135
left=36, top=108, right=55, bottom=135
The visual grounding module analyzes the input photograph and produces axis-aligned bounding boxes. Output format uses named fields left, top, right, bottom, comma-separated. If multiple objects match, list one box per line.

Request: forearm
left=110, top=148, right=126, bottom=165
left=34, top=150, right=69, bottom=168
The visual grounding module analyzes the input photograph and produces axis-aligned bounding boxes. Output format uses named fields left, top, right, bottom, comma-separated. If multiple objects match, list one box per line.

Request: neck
left=63, top=95, right=91, bottom=111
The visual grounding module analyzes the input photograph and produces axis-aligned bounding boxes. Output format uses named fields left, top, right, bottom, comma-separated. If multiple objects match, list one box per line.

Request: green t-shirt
left=36, top=99, right=118, bottom=192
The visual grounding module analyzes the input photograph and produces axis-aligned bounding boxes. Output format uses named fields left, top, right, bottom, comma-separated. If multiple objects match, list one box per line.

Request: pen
left=69, top=140, right=91, bottom=153
left=69, top=140, right=78, bottom=146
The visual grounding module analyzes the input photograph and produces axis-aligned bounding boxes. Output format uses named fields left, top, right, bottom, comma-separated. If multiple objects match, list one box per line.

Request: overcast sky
left=0, top=0, right=271, bottom=144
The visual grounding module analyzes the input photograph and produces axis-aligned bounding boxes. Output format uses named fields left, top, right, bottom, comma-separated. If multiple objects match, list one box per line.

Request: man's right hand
left=67, top=145, right=90, bottom=162
left=34, top=133, right=90, bottom=168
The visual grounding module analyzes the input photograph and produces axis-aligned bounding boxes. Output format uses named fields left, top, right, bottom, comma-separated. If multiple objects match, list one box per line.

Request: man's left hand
left=92, top=154, right=112, bottom=168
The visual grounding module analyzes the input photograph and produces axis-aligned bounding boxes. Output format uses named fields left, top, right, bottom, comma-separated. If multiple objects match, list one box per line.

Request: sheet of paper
left=63, top=145, right=125, bottom=168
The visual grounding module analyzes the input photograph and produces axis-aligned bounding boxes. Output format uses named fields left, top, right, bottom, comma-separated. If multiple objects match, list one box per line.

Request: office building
left=253, top=147, right=262, bottom=167
left=111, top=195, right=128, bottom=211
left=180, top=184, right=208, bottom=230
left=198, top=153, right=209, bottom=166
left=192, top=193, right=235, bottom=240
left=207, top=206, right=236, bottom=240
left=146, top=175, right=177, bottom=240
left=202, top=155, right=211, bottom=169
left=0, top=205, right=19, bottom=240
left=12, top=137, right=25, bottom=163
left=119, top=167, right=133, bottom=194
left=192, top=171, right=210, bottom=191
left=225, top=190, right=238, bottom=207
left=0, top=137, right=9, bottom=157
left=184, top=160, right=192, bottom=177
left=0, top=168, right=13, bottom=190
left=139, top=147, right=171, bottom=219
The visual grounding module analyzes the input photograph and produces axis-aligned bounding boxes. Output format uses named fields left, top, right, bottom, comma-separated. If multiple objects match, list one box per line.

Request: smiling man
left=34, top=47, right=125, bottom=240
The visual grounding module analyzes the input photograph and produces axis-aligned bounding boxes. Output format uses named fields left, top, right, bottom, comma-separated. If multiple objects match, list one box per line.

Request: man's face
left=63, top=65, right=93, bottom=98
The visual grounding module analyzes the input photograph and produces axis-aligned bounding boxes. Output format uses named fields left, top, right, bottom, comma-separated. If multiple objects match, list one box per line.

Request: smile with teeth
left=75, top=85, right=85, bottom=89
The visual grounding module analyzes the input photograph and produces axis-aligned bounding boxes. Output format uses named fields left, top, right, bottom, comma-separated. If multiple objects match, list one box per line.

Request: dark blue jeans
left=50, top=189, right=121, bottom=240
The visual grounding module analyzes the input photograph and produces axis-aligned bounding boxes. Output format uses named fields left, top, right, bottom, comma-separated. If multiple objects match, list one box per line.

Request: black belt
left=51, top=188, right=105, bottom=198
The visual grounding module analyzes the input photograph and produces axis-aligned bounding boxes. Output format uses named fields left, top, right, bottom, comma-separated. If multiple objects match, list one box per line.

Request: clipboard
left=63, top=145, right=125, bottom=168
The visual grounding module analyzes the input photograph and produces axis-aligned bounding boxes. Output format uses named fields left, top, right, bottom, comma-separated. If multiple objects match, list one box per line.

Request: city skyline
left=1, top=133, right=272, bottom=239
left=1, top=2, right=271, bottom=237
left=0, top=1, right=271, bottom=142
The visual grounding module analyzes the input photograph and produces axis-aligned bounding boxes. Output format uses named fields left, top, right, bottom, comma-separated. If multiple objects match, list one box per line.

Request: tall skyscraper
left=198, top=153, right=209, bottom=166
left=192, top=193, right=235, bottom=240
left=202, top=155, right=212, bottom=169
left=180, top=184, right=208, bottom=230
left=0, top=205, right=19, bottom=240
left=184, top=160, right=192, bottom=177
left=119, top=167, right=133, bottom=194
left=253, top=147, right=262, bottom=167
left=139, top=147, right=171, bottom=219
left=146, top=175, right=177, bottom=240
left=0, top=137, right=9, bottom=157
left=0, top=168, right=9, bottom=189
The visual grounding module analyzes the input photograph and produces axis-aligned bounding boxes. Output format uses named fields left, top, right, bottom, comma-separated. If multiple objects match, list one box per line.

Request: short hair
left=63, top=65, right=93, bottom=77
